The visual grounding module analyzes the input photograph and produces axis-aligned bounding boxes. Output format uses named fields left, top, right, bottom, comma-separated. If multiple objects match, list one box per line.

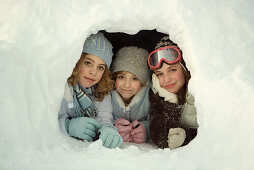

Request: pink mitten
left=114, top=118, right=132, bottom=142
left=130, top=120, right=146, bottom=144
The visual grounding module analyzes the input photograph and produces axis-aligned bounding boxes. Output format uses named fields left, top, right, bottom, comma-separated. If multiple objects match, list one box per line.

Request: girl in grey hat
left=110, top=46, right=151, bottom=144
left=58, top=32, right=123, bottom=149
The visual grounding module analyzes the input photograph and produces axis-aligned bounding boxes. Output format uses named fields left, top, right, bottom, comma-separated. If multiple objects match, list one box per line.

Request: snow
left=1, top=0, right=254, bottom=169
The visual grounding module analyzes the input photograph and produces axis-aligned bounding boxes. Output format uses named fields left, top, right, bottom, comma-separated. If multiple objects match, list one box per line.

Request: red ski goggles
left=148, top=46, right=182, bottom=70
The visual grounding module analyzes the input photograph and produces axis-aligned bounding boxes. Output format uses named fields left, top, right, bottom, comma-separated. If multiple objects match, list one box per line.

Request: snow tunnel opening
left=57, top=29, right=199, bottom=151
left=65, top=29, right=198, bottom=149
left=57, top=28, right=199, bottom=151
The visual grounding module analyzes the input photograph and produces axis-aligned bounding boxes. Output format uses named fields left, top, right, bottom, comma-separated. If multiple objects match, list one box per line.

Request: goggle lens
left=148, top=46, right=181, bottom=69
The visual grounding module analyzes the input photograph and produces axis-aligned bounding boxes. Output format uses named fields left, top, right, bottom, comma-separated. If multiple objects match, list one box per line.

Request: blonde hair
left=67, top=53, right=114, bottom=101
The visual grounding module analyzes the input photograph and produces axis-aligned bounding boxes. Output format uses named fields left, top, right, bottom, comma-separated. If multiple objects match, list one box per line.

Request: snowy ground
left=0, top=0, right=254, bottom=170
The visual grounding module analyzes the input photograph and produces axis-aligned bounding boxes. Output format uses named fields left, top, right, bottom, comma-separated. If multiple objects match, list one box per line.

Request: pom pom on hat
left=155, top=36, right=175, bottom=50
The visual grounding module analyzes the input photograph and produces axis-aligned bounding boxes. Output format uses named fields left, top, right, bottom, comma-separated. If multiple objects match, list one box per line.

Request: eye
left=98, top=66, right=105, bottom=71
left=117, top=75, right=125, bottom=79
left=132, top=77, right=139, bottom=81
left=155, top=73, right=163, bottom=77
left=84, top=61, right=91, bottom=66
left=169, top=68, right=177, bottom=73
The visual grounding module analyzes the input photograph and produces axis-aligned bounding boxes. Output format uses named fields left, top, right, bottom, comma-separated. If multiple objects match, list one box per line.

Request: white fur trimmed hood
left=111, top=84, right=149, bottom=112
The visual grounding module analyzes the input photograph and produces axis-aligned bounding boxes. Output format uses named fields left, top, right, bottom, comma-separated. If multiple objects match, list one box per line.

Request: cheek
left=177, top=71, right=185, bottom=83
left=158, top=76, right=164, bottom=86
left=79, top=67, right=84, bottom=74
left=133, top=82, right=142, bottom=92
left=79, top=65, right=88, bottom=76
left=175, top=71, right=186, bottom=87
left=78, top=69, right=84, bottom=79
left=97, top=70, right=105, bottom=80
left=115, top=80, right=122, bottom=89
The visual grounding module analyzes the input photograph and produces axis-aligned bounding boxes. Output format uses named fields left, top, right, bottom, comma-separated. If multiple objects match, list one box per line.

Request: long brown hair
left=170, top=45, right=191, bottom=104
left=67, top=53, right=114, bottom=101
left=176, top=59, right=191, bottom=105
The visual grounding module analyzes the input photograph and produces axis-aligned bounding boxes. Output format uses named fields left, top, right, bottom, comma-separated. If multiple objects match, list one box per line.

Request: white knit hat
left=111, top=46, right=150, bottom=84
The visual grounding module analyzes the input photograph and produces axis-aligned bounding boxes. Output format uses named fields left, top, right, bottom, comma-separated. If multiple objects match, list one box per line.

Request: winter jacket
left=58, top=83, right=113, bottom=136
left=109, top=84, right=151, bottom=139
left=149, top=89, right=198, bottom=148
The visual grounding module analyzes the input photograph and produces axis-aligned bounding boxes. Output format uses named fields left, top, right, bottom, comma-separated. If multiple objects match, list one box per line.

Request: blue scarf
left=73, top=83, right=97, bottom=118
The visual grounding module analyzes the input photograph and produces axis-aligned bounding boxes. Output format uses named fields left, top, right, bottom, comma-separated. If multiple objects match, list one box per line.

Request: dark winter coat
left=149, top=89, right=198, bottom=149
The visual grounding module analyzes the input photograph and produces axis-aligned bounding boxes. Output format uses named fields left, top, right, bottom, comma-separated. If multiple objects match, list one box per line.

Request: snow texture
left=0, top=0, right=254, bottom=170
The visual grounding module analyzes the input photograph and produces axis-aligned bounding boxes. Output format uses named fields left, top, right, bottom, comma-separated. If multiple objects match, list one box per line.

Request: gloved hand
left=167, top=128, right=186, bottom=149
left=66, top=117, right=101, bottom=141
left=130, top=120, right=146, bottom=144
left=151, top=73, right=178, bottom=103
left=99, top=125, right=123, bottom=148
left=114, top=118, right=132, bottom=142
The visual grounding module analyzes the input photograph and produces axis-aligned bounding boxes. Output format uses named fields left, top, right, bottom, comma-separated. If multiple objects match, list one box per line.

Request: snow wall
left=0, top=0, right=254, bottom=170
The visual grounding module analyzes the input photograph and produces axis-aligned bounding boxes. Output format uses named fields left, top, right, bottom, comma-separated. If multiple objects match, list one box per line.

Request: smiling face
left=115, top=71, right=142, bottom=101
left=154, top=62, right=185, bottom=94
left=78, top=54, right=106, bottom=88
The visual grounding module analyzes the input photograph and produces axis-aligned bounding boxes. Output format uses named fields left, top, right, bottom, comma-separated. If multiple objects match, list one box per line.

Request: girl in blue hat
left=58, top=32, right=123, bottom=149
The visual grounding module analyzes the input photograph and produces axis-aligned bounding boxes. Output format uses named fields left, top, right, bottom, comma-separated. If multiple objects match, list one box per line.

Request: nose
left=123, top=78, right=130, bottom=88
left=89, top=66, right=97, bottom=76
left=164, top=73, right=172, bottom=84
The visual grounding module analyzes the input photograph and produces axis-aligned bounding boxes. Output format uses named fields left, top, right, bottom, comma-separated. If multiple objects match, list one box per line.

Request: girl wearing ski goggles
left=148, top=36, right=198, bottom=150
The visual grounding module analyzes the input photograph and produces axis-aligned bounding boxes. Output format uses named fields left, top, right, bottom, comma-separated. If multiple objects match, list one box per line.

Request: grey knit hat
left=111, top=46, right=150, bottom=84
left=83, top=32, right=113, bottom=68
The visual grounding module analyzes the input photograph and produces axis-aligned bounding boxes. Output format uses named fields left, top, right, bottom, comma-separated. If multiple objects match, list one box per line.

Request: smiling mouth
left=165, top=83, right=176, bottom=89
left=85, top=77, right=95, bottom=82
left=121, top=89, right=132, bottom=92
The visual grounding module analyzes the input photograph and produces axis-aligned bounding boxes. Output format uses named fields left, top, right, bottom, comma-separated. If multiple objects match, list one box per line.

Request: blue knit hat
left=82, top=32, right=113, bottom=68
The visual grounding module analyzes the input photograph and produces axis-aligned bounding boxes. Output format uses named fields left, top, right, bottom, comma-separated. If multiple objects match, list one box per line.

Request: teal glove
left=66, top=117, right=101, bottom=141
left=98, top=125, right=123, bottom=148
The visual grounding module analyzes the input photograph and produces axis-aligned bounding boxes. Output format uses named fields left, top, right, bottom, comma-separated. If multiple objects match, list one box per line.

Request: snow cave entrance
left=100, top=29, right=168, bottom=55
